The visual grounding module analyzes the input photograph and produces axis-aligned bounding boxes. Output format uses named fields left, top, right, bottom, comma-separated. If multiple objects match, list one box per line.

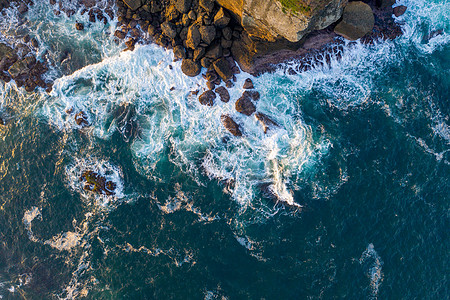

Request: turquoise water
left=0, top=0, right=448, bottom=298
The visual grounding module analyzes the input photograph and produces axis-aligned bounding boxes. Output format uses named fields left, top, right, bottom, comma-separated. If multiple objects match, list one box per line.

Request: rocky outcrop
left=221, top=114, right=242, bottom=136
left=334, top=1, right=375, bottom=40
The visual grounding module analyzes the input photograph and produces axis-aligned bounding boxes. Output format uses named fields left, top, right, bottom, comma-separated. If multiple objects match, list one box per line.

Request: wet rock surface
left=255, top=112, right=278, bottom=134
left=215, top=86, right=230, bottom=102
left=235, top=93, right=256, bottom=116
left=221, top=114, right=242, bottom=136
left=198, top=90, right=216, bottom=106
left=80, top=170, right=117, bottom=196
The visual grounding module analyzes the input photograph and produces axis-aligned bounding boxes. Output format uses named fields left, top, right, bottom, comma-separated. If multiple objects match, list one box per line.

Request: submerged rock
left=221, top=115, right=242, bottom=136
left=334, top=2, right=375, bottom=41
left=74, top=111, right=89, bottom=127
left=114, top=103, right=139, bottom=142
left=255, top=112, right=278, bottom=134
left=80, top=170, right=116, bottom=196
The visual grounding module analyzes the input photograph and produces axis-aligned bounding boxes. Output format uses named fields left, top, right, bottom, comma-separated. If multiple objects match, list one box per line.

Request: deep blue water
left=0, top=0, right=449, bottom=299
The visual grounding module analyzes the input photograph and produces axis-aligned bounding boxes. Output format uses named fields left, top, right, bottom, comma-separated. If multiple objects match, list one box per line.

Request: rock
left=123, top=0, right=142, bottom=11
left=255, top=112, right=278, bottom=133
left=74, top=111, right=89, bottom=127
left=200, top=57, right=212, bottom=68
left=181, top=58, right=201, bottom=76
left=161, top=21, right=177, bottom=39
left=175, top=0, right=192, bottom=14
left=186, top=24, right=201, bottom=49
left=75, top=22, right=84, bottom=30
left=199, top=25, right=216, bottom=45
left=0, top=117, right=4, bottom=125
left=199, top=0, right=214, bottom=13
left=334, top=2, right=375, bottom=41
left=215, top=86, right=230, bottom=102
left=214, top=7, right=230, bottom=28
left=225, top=80, right=234, bottom=88
left=193, top=47, right=205, bottom=61
left=393, top=5, right=407, bottom=17
left=243, top=78, right=254, bottom=89
left=8, top=56, right=35, bottom=79
left=125, top=38, right=136, bottom=50
left=376, top=0, right=395, bottom=8
left=188, top=10, right=196, bottom=20
left=31, top=38, right=39, bottom=48
left=198, top=90, right=216, bottom=106
left=165, top=4, right=180, bottom=22
left=173, top=45, right=186, bottom=59
left=243, top=90, right=260, bottom=101
left=80, top=170, right=116, bottom=196
left=0, top=43, right=18, bottom=71
left=221, top=115, right=242, bottom=136
left=206, top=81, right=215, bottom=90
left=213, top=58, right=233, bottom=81
left=205, top=42, right=223, bottom=60
left=114, top=30, right=126, bottom=39
left=222, top=27, right=232, bottom=40
left=235, top=94, right=256, bottom=116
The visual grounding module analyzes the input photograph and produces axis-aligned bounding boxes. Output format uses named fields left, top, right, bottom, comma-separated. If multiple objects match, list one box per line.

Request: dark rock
left=199, top=0, right=214, bottom=13
left=75, top=22, right=84, bottom=30
left=225, top=80, right=234, bottom=88
left=18, top=3, right=28, bottom=14
left=31, top=38, right=39, bottom=48
left=173, top=45, right=186, bottom=59
left=206, top=81, right=215, bottom=90
left=161, top=21, right=177, bottom=39
left=193, top=47, right=205, bottom=61
left=114, top=30, right=126, bottom=39
left=198, top=90, right=216, bottom=106
left=181, top=58, right=201, bottom=76
left=186, top=24, right=201, bottom=49
left=243, top=90, right=260, bottom=101
left=175, top=0, right=192, bottom=14
left=334, top=2, right=375, bottom=40
left=188, top=10, right=196, bottom=20
left=182, top=13, right=191, bottom=27
left=23, top=34, right=30, bottom=43
left=74, top=111, right=89, bottom=127
left=214, top=7, right=230, bottom=28
left=215, top=86, right=230, bottom=102
left=125, top=38, right=136, bottom=50
left=235, top=94, right=256, bottom=116
left=129, top=28, right=141, bottom=38
left=255, top=112, right=278, bottom=133
left=243, top=78, right=254, bottom=89
left=221, top=115, right=242, bottom=136
left=123, top=0, right=142, bottom=11
left=213, top=57, right=232, bottom=81
left=222, top=27, right=232, bottom=40
left=221, top=38, right=233, bottom=49
left=424, top=29, right=444, bottom=41
left=8, top=56, right=36, bottom=79
left=205, top=70, right=218, bottom=81
left=376, top=0, right=395, bottom=8
left=199, top=25, right=216, bottom=45
left=393, top=5, right=407, bottom=17
left=80, top=170, right=116, bottom=196
left=200, top=57, right=212, bottom=68
left=205, top=42, right=223, bottom=59
left=165, top=4, right=180, bottom=22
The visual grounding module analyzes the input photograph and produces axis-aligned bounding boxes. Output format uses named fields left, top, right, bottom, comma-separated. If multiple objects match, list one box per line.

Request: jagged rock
left=393, top=5, right=407, bottom=17
left=199, top=0, right=214, bottom=13
left=221, top=115, right=242, bottom=136
left=214, top=7, right=230, bottom=28
left=75, top=22, right=84, bottom=30
left=243, top=90, right=260, bottom=101
left=199, top=25, right=216, bottom=45
left=173, top=45, right=186, bottom=59
left=198, top=90, right=216, bottom=106
left=334, top=2, right=375, bottom=40
left=235, top=94, right=256, bottom=116
left=181, top=59, right=201, bottom=76
left=188, top=10, right=196, bottom=20
left=186, top=24, right=201, bottom=49
left=205, top=41, right=223, bottom=59
left=222, top=27, right=232, bottom=40
left=161, top=21, right=177, bottom=39
left=200, top=57, right=212, bottom=68
left=74, top=111, right=89, bottom=127
left=255, top=112, right=278, bottom=133
left=125, top=38, right=136, bottom=51
left=114, top=30, right=126, bottom=39
left=243, top=78, right=254, bottom=89
left=123, top=0, right=142, bottom=11
left=31, top=38, right=39, bottom=48
left=206, top=81, right=215, bottom=90
left=0, top=43, right=18, bottom=72
left=213, top=57, right=232, bottom=81
left=215, top=86, right=230, bottom=102
left=175, top=0, right=192, bottom=14
left=193, top=47, right=205, bottom=61
left=80, top=170, right=116, bottom=196
left=8, top=56, right=35, bottom=79
left=165, top=4, right=180, bottom=22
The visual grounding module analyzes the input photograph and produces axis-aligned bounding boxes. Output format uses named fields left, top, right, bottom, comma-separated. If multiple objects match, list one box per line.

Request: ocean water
left=0, top=0, right=448, bottom=299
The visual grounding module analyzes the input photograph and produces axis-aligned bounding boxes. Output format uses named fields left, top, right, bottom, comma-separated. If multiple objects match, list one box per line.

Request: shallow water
left=0, top=0, right=449, bottom=298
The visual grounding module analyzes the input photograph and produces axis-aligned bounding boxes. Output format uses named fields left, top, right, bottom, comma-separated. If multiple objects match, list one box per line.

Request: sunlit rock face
left=216, top=0, right=347, bottom=43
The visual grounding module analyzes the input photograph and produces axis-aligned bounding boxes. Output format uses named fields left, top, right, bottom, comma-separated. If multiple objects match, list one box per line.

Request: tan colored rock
left=334, top=2, right=374, bottom=40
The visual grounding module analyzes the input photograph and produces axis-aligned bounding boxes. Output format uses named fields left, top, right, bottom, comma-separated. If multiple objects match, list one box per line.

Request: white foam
left=360, top=243, right=384, bottom=299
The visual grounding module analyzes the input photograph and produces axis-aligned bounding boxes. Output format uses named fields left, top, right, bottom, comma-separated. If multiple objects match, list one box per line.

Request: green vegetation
left=278, top=0, right=312, bottom=15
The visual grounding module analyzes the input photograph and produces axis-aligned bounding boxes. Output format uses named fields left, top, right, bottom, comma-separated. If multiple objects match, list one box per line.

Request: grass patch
left=278, top=0, right=312, bottom=15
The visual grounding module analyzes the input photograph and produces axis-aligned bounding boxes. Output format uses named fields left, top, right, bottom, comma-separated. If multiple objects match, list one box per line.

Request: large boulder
left=161, top=21, right=177, bottom=39
left=214, top=7, right=231, bottom=28
left=198, top=90, right=216, bottom=106
left=213, top=58, right=233, bottom=81
left=175, top=0, right=192, bottom=13
left=181, top=59, right=201, bottom=77
left=186, top=24, right=201, bottom=49
left=0, top=43, right=18, bottom=71
left=334, top=2, right=375, bottom=40
left=221, top=115, right=242, bottom=136
left=199, top=25, right=216, bottom=45
left=8, top=56, right=35, bottom=79
left=123, top=0, right=142, bottom=11
left=235, top=94, right=256, bottom=116
left=215, top=86, right=230, bottom=102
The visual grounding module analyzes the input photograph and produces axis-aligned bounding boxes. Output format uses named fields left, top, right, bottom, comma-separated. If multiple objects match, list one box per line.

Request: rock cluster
left=80, top=170, right=117, bottom=196
left=115, top=0, right=242, bottom=79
